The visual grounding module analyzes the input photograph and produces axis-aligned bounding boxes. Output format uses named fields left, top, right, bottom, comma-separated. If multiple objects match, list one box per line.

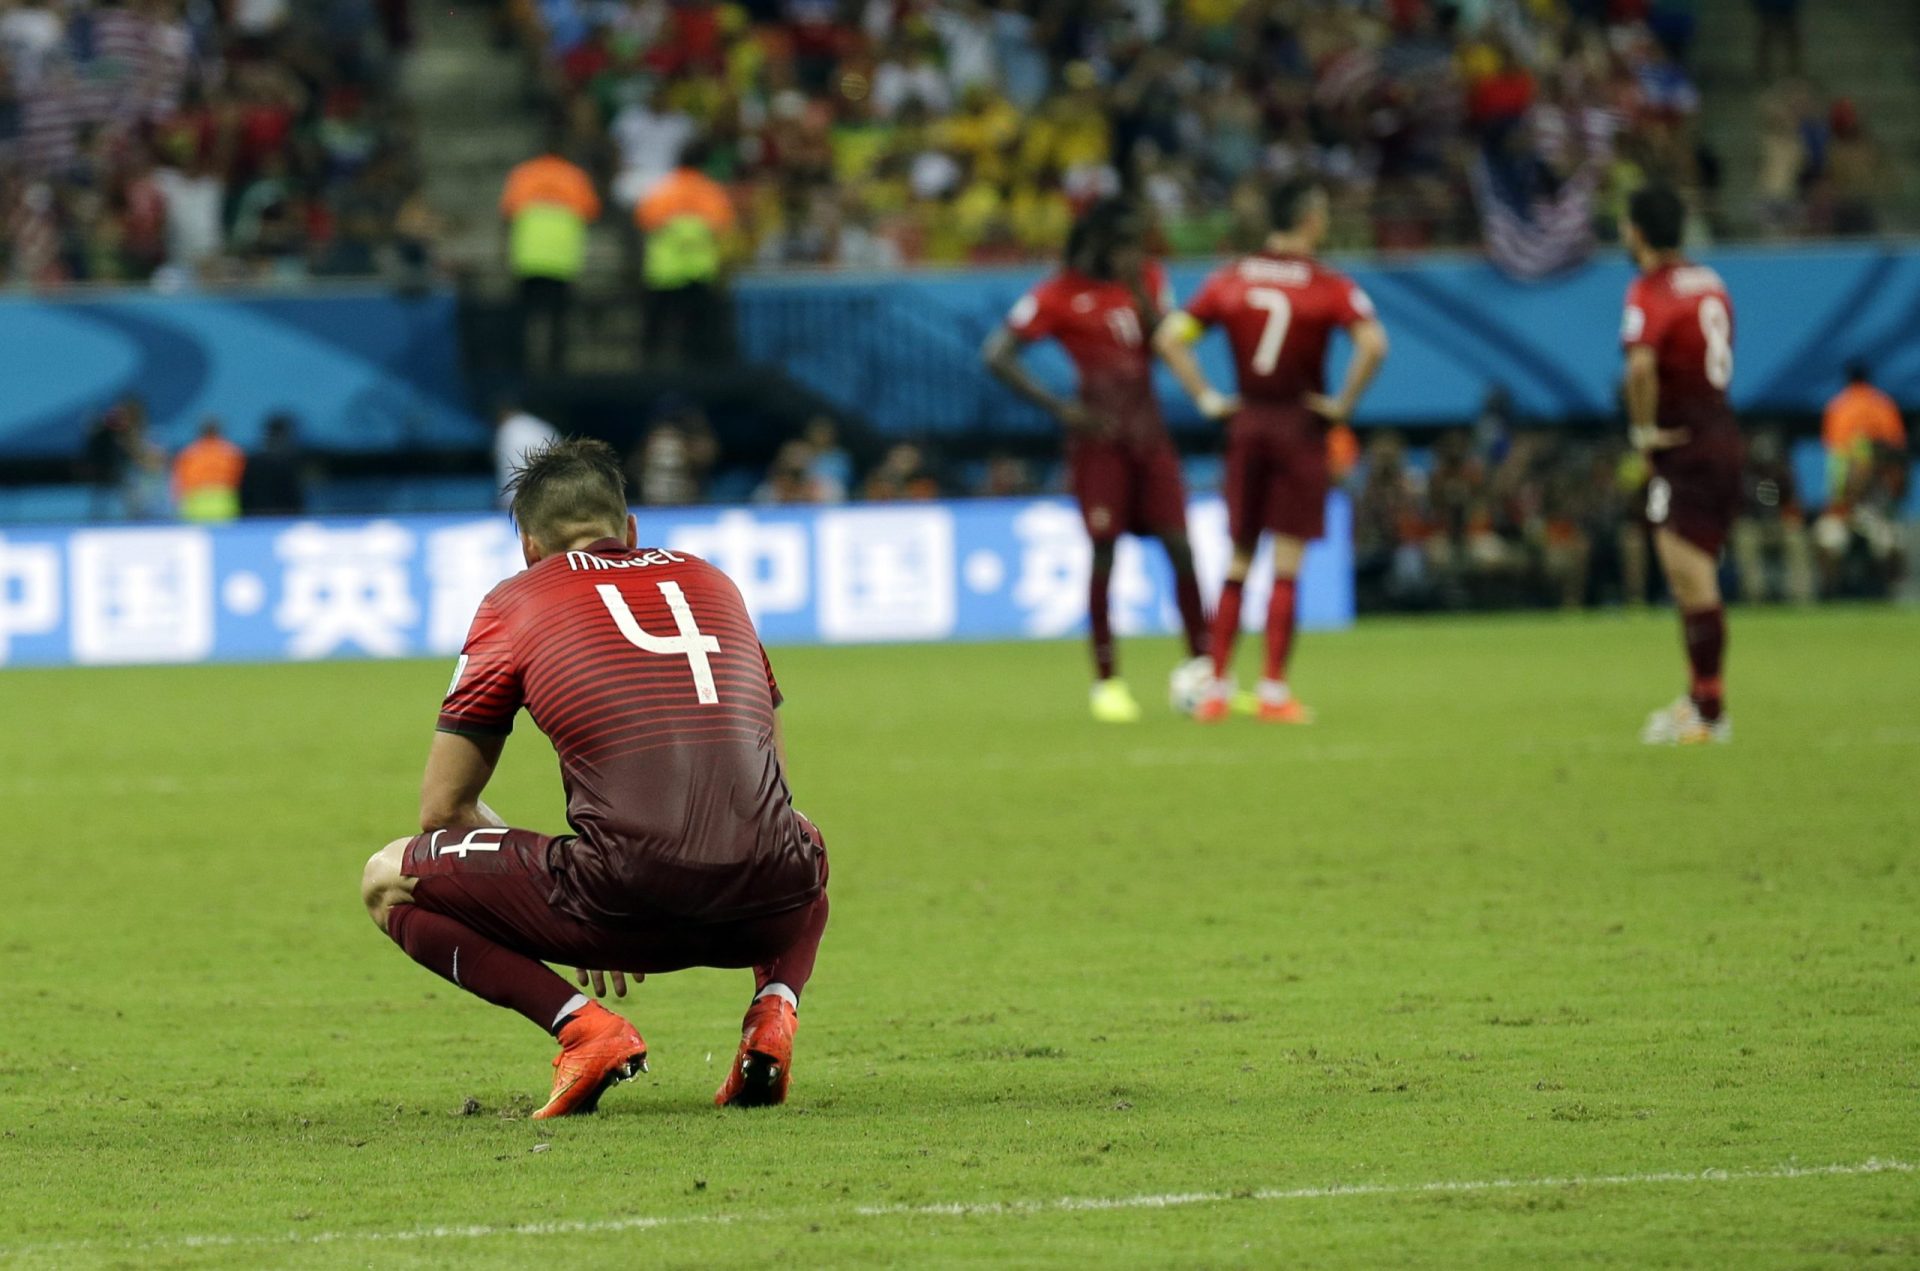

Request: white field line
left=0, top=1158, right=1909, bottom=1260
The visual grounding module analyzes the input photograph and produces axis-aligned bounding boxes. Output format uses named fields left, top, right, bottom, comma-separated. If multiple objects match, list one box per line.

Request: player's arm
left=1305, top=317, right=1388, bottom=423
left=981, top=325, right=1093, bottom=431
left=1624, top=345, right=1688, bottom=452
left=1152, top=311, right=1236, bottom=420
left=419, top=730, right=508, bottom=833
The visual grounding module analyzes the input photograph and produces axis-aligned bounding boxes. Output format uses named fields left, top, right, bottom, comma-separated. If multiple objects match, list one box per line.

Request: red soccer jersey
left=438, top=540, right=817, bottom=924
left=1622, top=261, right=1736, bottom=436
left=1182, top=252, right=1374, bottom=403
left=1007, top=261, right=1174, bottom=448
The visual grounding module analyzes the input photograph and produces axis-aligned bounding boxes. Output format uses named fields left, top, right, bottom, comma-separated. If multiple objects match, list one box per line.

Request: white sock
left=1257, top=678, right=1291, bottom=705
left=551, top=993, right=590, bottom=1030
left=755, top=982, right=798, bottom=1010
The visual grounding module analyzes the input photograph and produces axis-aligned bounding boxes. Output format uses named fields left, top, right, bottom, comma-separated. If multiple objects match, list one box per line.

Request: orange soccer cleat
left=714, top=995, right=798, bottom=1108
left=532, top=1001, right=648, bottom=1119
left=1192, top=695, right=1231, bottom=724
left=1255, top=698, right=1314, bottom=725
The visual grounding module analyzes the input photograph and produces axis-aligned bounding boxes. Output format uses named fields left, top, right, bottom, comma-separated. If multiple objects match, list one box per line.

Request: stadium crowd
left=0, top=0, right=435, bottom=287
left=504, top=0, right=1889, bottom=273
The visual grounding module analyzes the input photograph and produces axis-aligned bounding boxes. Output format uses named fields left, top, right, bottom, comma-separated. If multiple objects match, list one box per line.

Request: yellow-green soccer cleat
left=1089, top=678, right=1143, bottom=723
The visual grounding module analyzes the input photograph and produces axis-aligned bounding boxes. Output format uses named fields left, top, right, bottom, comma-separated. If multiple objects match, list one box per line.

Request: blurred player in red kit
left=1620, top=187, right=1739, bottom=744
left=1154, top=180, right=1389, bottom=723
left=360, top=439, right=829, bottom=1115
left=982, top=199, right=1212, bottom=723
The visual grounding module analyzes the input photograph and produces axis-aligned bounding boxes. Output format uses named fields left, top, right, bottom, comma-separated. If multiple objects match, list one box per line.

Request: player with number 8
left=359, top=438, right=830, bottom=1114
left=1620, top=186, right=1742, bottom=745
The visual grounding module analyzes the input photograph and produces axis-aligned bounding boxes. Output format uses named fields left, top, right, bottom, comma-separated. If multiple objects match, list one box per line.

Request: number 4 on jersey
left=596, top=581, right=721, bottom=704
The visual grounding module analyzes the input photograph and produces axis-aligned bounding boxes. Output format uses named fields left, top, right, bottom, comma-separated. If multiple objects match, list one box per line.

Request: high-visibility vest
left=172, top=437, right=245, bottom=522
left=501, top=156, right=601, bottom=280
left=636, top=170, right=736, bottom=289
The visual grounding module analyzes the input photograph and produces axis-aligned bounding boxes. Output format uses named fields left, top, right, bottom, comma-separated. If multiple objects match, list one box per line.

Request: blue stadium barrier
left=8, top=246, right=1915, bottom=463
left=0, top=287, right=480, bottom=460
left=0, top=494, right=1351, bottom=669
left=736, top=243, right=1920, bottom=435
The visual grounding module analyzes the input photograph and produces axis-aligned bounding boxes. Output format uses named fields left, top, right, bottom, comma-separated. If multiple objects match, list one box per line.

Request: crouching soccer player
left=360, top=439, right=829, bottom=1114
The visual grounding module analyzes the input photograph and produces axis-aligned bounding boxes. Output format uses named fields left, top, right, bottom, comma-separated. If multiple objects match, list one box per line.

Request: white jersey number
left=596, top=581, right=721, bottom=704
left=1646, top=476, right=1671, bottom=525
left=1248, top=287, right=1294, bottom=375
left=1699, top=296, right=1733, bottom=390
left=1106, top=307, right=1143, bottom=347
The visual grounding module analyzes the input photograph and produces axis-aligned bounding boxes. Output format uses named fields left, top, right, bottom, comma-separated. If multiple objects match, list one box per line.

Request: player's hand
left=575, top=967, right=640, bottom=998
left=1630, top=424, right=1691, bottom=452
left=1057, top=401, right=1110, bottom=437
left=1304, top=392, right=1348, bottom=423
left=1196, top=388, right=1238, bottom=422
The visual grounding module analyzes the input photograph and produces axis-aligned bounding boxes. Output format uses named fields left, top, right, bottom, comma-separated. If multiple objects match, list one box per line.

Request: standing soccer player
left=983, top=199, right=1212, bottom=723
left=1620, top=186, right=1740, bottom=744
left=359, top=439, right=829, bottom=1114
left=1153, top=179, right=1389, bottom=723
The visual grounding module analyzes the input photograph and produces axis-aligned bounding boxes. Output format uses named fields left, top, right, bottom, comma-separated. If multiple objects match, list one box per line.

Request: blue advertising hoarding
left=0, top=287, right=479, bottom=459
left=0, top=495, right=1351, bottom=669
left=737, top=243, right=1920, bottom=435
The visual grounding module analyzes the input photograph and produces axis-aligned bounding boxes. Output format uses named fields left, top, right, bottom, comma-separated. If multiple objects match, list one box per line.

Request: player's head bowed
left=505, top=436, right=635, bottom=561
left=1066, top=198, right=1144, bottom=280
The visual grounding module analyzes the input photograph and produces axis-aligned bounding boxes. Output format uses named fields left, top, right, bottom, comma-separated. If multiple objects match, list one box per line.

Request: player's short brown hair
left=1628, top=186, right=1685, bottom=251
left=506, top=436, right=629, bottom=550
left=1268, top=178, right=1325, bottom=232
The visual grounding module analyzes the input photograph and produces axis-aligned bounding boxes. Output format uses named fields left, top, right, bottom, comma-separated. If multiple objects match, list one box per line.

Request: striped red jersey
left=1182, top=252, right=1373, bottom=403
left=438, top=539, right=818, bottom=924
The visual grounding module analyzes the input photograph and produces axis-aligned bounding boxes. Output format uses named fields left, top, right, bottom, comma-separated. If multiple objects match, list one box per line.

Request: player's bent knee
left=361, top=839, right=414, bottom=930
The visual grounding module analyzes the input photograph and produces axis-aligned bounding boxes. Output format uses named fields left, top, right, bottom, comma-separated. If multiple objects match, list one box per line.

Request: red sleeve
left=1005, top=283, right=1056, bottom=343
left=762, top=643, right=784, bottom=709
left=437, top=598, right=523, bottom=736
left=1330, top=272, right=1375, bottom=326
left=1182, top=267, right=1232, bottom=327
left=1622, top=278, right=1665, bottom=350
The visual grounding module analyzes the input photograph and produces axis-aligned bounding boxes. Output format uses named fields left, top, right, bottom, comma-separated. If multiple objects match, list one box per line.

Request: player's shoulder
left=1670, top=261, right=1728, bottom=294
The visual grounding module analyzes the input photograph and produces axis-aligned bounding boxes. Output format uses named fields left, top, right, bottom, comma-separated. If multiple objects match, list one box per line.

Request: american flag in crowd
left=1469, top=107, right=1618, bottom=280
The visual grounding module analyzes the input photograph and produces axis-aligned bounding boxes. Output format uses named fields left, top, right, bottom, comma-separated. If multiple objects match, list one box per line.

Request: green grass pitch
left=0, top=607, right=1916, bottom=1268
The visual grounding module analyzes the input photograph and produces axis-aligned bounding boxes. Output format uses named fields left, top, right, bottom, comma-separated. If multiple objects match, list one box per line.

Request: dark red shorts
left=1068, top=438, right=1188, bottom=541
left=401, top=822, right=829, bottom=975
left=1650, top=437, right=1743, bottom=557
left=1224, top=405, right=1328, bottom=545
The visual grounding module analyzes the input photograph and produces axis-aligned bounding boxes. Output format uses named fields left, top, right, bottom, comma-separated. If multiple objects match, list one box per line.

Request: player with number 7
left=1154, top=179, right=1389, bottom=724
left=360, top=438, right=829, bottom=1114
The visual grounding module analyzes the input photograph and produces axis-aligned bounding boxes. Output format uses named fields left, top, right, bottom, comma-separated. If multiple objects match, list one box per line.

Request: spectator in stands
left=1353, top=431, right=1434, bottom=610
left=81, top=396, right=138, bottom=521
left=636, top=137, right=737, bottom=366
left=1731, top=428, right=1813, bottom=603
left=1816, top=363, right=1910, bottom=595
left=861, top=442, right=938, bottom=501
left=500, top=133, right=601, bottom=376
left=493, top=398, right=560, bottom=506
left=754, top=440, right=832, bottom=505
left=801, top=416, right=851, bottom=502
left=1752, top=0, right=1803, bottom=82
left=171, top=418, right=246, bottom=523
left=154, top=149, right=226, bottom=278
left=978, top=452, right=1036, bottom=498
left=240, top=413, right=311, bottom=517
left=1822, top=363, right=1907, bottom=503
left=631, top=423, right=701, bottom=507
left=1820, top=99, right=1886, bottom=237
